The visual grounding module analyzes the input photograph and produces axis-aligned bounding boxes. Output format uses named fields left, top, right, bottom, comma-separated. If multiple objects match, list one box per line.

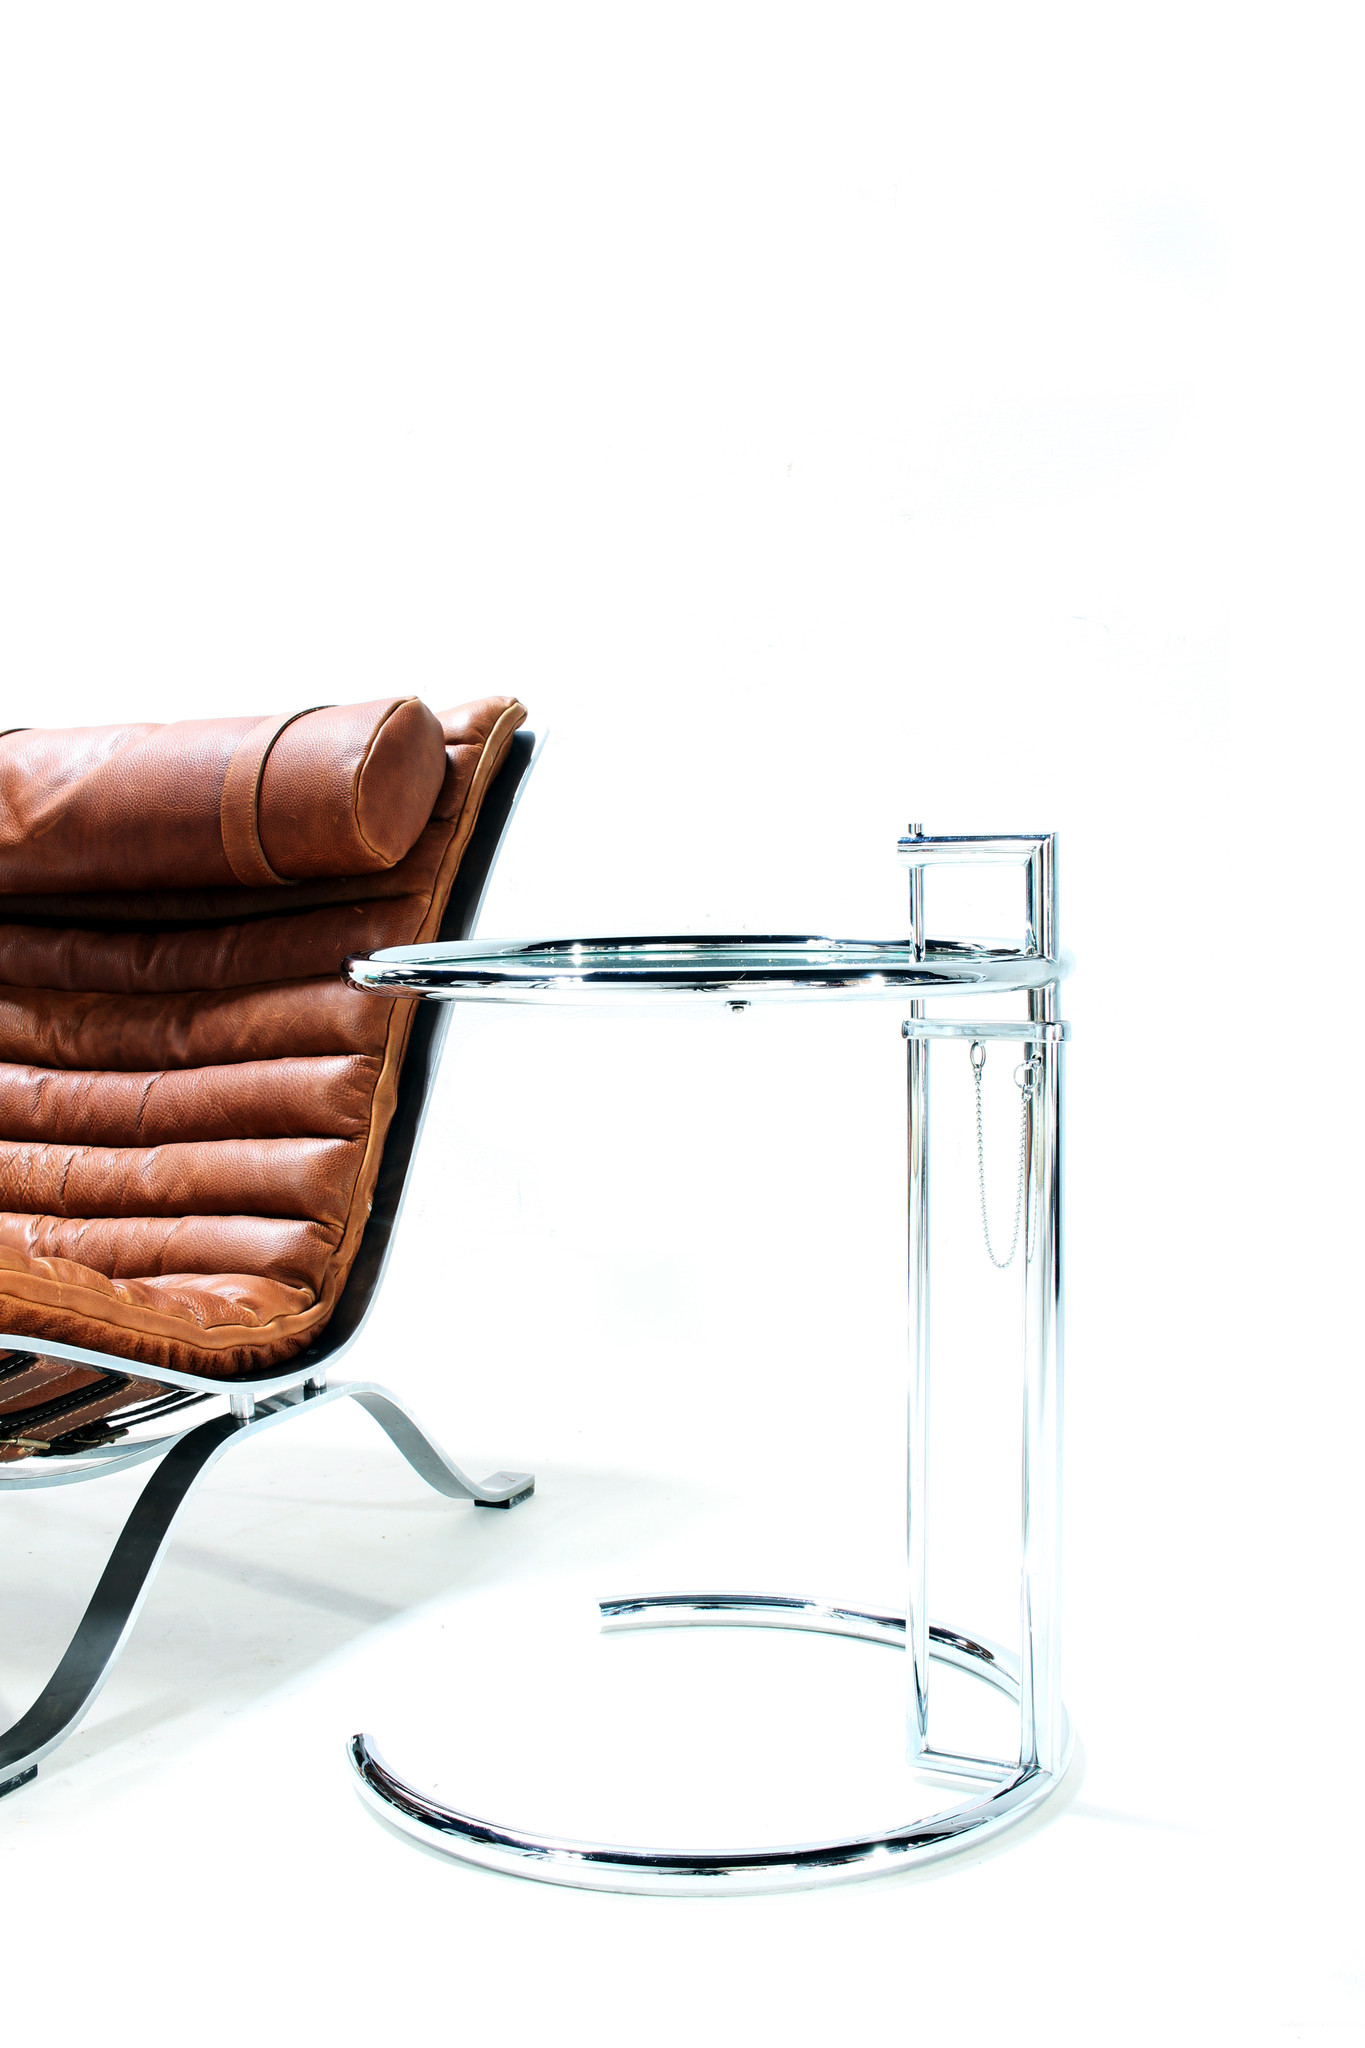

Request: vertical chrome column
left=1020, top=836, right=1063, bottom=1774
left=1024, top=834, right=1056, bottom=972
left=905, top=824, right=930, bottom=1761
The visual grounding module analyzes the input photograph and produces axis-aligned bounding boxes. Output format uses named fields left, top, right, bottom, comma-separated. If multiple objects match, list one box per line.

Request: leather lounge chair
left=0, top=696, right=539, bottom=1797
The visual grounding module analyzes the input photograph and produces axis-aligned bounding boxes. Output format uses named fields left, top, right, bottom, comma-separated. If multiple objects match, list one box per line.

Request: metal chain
left=971, top=1042, right=1040, bottom=1269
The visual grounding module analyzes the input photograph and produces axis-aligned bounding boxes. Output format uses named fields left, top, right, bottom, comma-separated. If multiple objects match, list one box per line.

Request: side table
left=342, top=829, right=1071, bottom=1893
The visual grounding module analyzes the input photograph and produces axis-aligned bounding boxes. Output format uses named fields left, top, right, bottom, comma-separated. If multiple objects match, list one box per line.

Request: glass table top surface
left=344, top=935, right=1071, bottom=1004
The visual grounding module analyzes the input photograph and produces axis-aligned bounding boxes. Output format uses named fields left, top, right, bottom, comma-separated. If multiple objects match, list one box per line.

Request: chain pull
left=970, top=1042, right=1039, bottom=1270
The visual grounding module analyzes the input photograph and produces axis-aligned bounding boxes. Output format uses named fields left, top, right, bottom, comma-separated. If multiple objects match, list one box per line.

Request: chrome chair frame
left=339, top=828, right=1071, bottom=1893
left=0, top=731, right=543, bottom=1800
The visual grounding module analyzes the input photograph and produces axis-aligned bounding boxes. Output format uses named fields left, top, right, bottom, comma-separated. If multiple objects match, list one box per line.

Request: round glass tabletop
left=344, top=935, right=1070, bottom=1004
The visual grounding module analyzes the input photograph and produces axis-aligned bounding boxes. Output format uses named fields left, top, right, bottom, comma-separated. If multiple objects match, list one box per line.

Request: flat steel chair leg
left=0, top=1381, right=533, bottom=1795
left=346, top=1389, right=533, bottom=1507
left=1, top=1411, right=241, bottom=1793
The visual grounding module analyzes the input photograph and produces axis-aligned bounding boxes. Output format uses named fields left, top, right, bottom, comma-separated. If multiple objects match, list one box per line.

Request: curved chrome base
left=347, top=1593, right=1073, bottom=1895
left=0, top=1380, right=533, bottom=1797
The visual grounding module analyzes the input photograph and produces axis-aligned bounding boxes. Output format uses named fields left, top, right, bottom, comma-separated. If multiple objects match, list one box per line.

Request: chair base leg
left=1, top=1379, right=533, bottom=1792
left=472, top=1474, right=536, bottom=1509
left=347, top=1593, right=1074, bottom=1895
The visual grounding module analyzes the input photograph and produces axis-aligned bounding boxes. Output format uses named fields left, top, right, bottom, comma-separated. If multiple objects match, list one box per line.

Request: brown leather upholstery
left=0, top=697, right=449, bottom=894
left=0, top=694, right=526, bottom=1458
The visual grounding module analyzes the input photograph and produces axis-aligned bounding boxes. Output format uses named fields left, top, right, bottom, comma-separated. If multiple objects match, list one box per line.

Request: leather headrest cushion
left=0, top=698, right=448, bottom=894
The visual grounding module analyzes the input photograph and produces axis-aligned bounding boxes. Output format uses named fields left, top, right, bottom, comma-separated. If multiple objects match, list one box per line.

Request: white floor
left=4, top=1372, right=1358, bottom=2048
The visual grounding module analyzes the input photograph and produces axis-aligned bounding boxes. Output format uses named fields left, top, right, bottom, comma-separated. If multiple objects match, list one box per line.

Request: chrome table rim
left=343, top=933, right=1072, bottom=1003
left=347, top=1595, right=1073, bottom=1896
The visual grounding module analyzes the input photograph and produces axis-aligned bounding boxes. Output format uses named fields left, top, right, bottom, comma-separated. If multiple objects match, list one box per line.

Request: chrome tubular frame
left=0, top=732, right=544, bottom=1799
left=905, top=823, right=931, bottom=1760
left=349, top=1600, right=1067, bottom=1896
left=344, top=828, right=1073, bottom=1894
left=898, top=829, right=1068, bottom=1786
left=343, top=934, right=1071, bottom=1004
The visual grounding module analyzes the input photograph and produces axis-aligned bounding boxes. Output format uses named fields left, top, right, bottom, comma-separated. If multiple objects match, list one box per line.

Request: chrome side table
left=343, top=830, right=1071, bottom=1893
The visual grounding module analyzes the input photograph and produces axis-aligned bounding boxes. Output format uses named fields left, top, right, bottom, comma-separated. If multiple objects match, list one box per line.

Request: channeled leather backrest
left=0, top=696, right=526, bottom=1453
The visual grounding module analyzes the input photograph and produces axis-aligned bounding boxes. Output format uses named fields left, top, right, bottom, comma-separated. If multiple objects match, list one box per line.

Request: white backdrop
left=1, top=7, right=1361, bottom=2044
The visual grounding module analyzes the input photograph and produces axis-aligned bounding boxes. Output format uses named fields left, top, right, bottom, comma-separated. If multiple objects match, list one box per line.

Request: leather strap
left=219, top=707, right=329, bottom=886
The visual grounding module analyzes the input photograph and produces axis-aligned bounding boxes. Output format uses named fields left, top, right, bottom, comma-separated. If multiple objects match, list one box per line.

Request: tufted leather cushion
left=0, top=694, right=526, bottom=1456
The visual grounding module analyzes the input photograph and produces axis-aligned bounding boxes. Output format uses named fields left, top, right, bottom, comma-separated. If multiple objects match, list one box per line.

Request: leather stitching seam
left=349, top=697, right=409, bottom=864
left=220, top=707, right=330, bottom=887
